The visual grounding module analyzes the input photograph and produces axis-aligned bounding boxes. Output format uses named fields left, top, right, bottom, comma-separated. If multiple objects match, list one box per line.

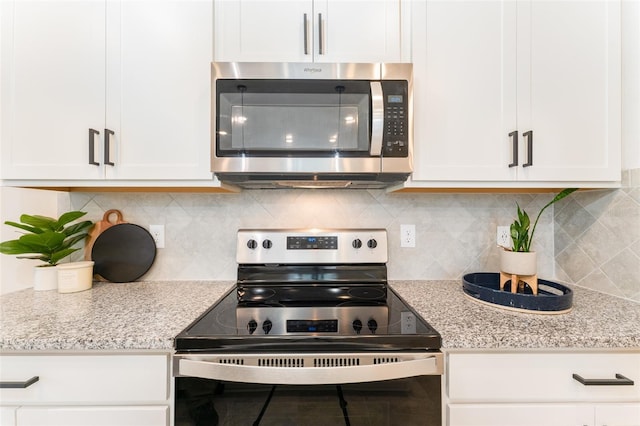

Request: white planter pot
left=33, top=265, right=58, bottom=291
left=57, top=261, right=95, bottom=293
left=500, top=250, right=537, bottom=276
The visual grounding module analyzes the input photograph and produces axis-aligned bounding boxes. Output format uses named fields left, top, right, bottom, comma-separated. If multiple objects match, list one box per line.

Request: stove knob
left=247, top=319, right=257, bottom=335
left=352, top=239, right=362, bottom=249
left=247, top=239, right=258, bottom=249
left=262, top=239, right=273, bottom=249
left=367, top=239, right=378, bottom=249
left=367, top=319, right=378, bottom=334
left=352, top=319, right=363, bottom=334
left=262, top=319, right=273, bottom=335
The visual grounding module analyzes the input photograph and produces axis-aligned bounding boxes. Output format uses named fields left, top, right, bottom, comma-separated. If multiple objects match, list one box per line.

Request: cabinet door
left=0, top=407, right=17, bottom=426
left=516, top=0, right=621, bottom=182
left=16, top=406, right=168, bottom=426
left=411, top=0, right=517, bottom=183
left=214, top=0, right=313, bottom=62
left=0, top=0, right=106, bottom=180
left=105, top=0, right=213, bottom=180
left=213, top=0, right=402, bottom=63
left=595, top=404, right=640, bottom=426
left=315, top=0, right=401, bottom=63
left=447, top=404, right=593, bottom=426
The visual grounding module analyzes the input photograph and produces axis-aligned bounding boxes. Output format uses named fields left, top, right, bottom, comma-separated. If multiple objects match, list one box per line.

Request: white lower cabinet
left=0, top=408, right=17, bottom=426
left=16, top=407, right=167, bottom=426
left=445, top=350, right=640, bottom=426
left=448, top=403, right=640, bottom=426
left=448, top=403, right=593, bottom=426
left=595, top=404, right=640, bottom=425
left=0, top=352, right=171, bottom=426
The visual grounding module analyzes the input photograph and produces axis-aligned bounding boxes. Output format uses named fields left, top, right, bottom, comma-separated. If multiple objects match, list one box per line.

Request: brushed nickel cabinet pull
left=318, top=13, right=324, bottom=55
left=0, top=376, right=39, bottom=389
left=104, top=128, right=115, bottom=166
left=508, top=130, right=518, bottom=167
left=303, top=13, right=310, bottom=55
left=572, top=373, right=634, bottom=386
left=523, top=130, right=533, bottom=167
left=89, top=128, right=100, bottom=165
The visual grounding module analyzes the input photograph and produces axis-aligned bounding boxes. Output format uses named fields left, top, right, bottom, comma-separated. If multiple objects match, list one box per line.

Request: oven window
left=175, top=376, right=441, bottom=426
left=216, top=80, right=371, bottom=157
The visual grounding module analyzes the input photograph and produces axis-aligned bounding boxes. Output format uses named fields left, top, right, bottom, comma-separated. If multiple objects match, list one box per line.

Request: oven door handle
left=177, top=354, right=442, bottom=385
left=370, top=81, right=384, bottom=157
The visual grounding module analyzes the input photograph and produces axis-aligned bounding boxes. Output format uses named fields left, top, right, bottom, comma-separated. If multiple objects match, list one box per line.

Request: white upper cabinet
left=516, top=0, right=620, bottom=182
left=0, top=1, right=106, bottom=181
left=214, top=0, right=404, bottom=63
left=411, top=0, right=621, bottom=187
left=104, top=0, right=213, bottom=180
left=1, top=0, right=213, bottom=183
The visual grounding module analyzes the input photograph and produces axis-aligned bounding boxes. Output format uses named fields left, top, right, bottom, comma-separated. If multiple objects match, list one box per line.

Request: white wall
left=622, top=0, right=640, bottom=170
left=0, top=187, right=65, bottom=294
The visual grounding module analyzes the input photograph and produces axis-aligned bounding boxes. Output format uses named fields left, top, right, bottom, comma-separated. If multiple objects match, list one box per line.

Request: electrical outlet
left=497, top=226, right=510, bottom=249
left=400, top=311, right=416, bottom=334
left=400, top=224, right=416, bottom=248
left=149, top=224, right=165, bottom=248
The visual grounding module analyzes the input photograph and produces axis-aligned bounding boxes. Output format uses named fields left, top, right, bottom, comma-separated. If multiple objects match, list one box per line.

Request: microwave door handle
left=370, top=81, right=384, bottom=156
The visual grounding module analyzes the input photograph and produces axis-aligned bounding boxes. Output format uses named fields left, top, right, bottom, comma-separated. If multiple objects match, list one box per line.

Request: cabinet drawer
left=447, top=351, right=640, bottom=403
left=0, top=354, right=169, bottom=404
left=447, top=403, right=593, bottom=426
left=16, top=406, right=168, bottom=426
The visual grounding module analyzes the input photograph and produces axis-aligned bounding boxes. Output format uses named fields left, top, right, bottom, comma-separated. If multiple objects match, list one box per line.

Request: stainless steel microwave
left=211, top=62, right=413, bottom=189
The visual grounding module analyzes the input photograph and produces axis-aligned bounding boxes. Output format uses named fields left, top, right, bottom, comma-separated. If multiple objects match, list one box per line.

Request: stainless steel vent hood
left=211, top=62, right=413, bottom=189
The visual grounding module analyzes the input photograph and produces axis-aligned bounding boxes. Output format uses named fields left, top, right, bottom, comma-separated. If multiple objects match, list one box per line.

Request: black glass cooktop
left=175, top=286, right=441, bottom=353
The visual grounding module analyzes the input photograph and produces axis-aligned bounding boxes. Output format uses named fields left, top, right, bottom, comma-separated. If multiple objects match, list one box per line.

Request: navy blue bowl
left=462, top=273, right=573, bottom=312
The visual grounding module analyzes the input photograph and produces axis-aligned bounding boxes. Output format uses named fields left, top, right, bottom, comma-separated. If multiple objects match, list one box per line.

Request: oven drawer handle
left=572, top=373, right=635, bottom=386
left=178, top=355, right=442, bottom=385
left=0, top=376, right=39, bottom=389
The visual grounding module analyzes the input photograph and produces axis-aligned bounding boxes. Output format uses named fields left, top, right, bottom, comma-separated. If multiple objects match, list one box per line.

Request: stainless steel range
left=174, top=229, right=442, bottom=425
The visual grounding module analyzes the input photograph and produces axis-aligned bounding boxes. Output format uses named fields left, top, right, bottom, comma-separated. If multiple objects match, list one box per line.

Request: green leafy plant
left=510, top=188, right=578, bottom=252
left=0, top=211, right=93, bottom=266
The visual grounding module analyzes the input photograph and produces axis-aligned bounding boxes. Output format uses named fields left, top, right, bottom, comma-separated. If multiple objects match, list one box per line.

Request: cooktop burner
left=237, top=283, right=388, bottom=304
left=175, top=286, right=440, bottom=352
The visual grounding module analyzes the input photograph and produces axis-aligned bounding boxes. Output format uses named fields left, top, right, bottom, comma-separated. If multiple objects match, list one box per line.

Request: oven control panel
left=287, top=236, right=338, bottom=250
left=236, top=306, right=389, bottom=335
left=237, top=229, right=388, bottom=264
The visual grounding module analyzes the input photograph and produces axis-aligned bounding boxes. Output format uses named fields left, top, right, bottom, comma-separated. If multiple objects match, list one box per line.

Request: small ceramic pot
left=500, top=250, right=537, bottom=276
left=33, top=265, right=58, bottom=291
left=57, top=261, right=95, bottom=293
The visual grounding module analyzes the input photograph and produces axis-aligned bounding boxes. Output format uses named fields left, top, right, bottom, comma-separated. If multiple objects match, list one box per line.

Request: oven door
left=175, top=352, right=443, bottom=426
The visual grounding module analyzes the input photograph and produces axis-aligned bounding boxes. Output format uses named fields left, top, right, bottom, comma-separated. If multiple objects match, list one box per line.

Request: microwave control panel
left=381, top=81, right=409, bottom=157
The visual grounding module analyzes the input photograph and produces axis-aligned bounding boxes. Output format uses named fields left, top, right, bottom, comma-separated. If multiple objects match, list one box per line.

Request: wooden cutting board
left=84, top=209, right=126, bottom=261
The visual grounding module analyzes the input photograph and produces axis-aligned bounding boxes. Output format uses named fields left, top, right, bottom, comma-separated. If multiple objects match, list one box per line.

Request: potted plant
left=500, top=188, right=578, bottom=278
left=0, top=211, right=93, bottom=291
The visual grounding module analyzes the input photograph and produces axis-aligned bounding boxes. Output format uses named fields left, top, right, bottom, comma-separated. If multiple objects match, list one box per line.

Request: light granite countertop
left=391, top=280, right=640, bottom=349
left=0, top=280, right=639, bottom=351
left=0, top=280, right=234, bottom=351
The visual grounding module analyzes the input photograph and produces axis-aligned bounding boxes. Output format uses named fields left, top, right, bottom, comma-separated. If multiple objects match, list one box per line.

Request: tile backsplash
left=69, top=172, right=640, bottom=303
left=555, top=169, right=640, bottom=302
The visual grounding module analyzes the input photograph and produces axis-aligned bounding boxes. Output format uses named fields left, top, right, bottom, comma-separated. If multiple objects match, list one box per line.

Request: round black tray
left=462, top=273, right=573, bottom=314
